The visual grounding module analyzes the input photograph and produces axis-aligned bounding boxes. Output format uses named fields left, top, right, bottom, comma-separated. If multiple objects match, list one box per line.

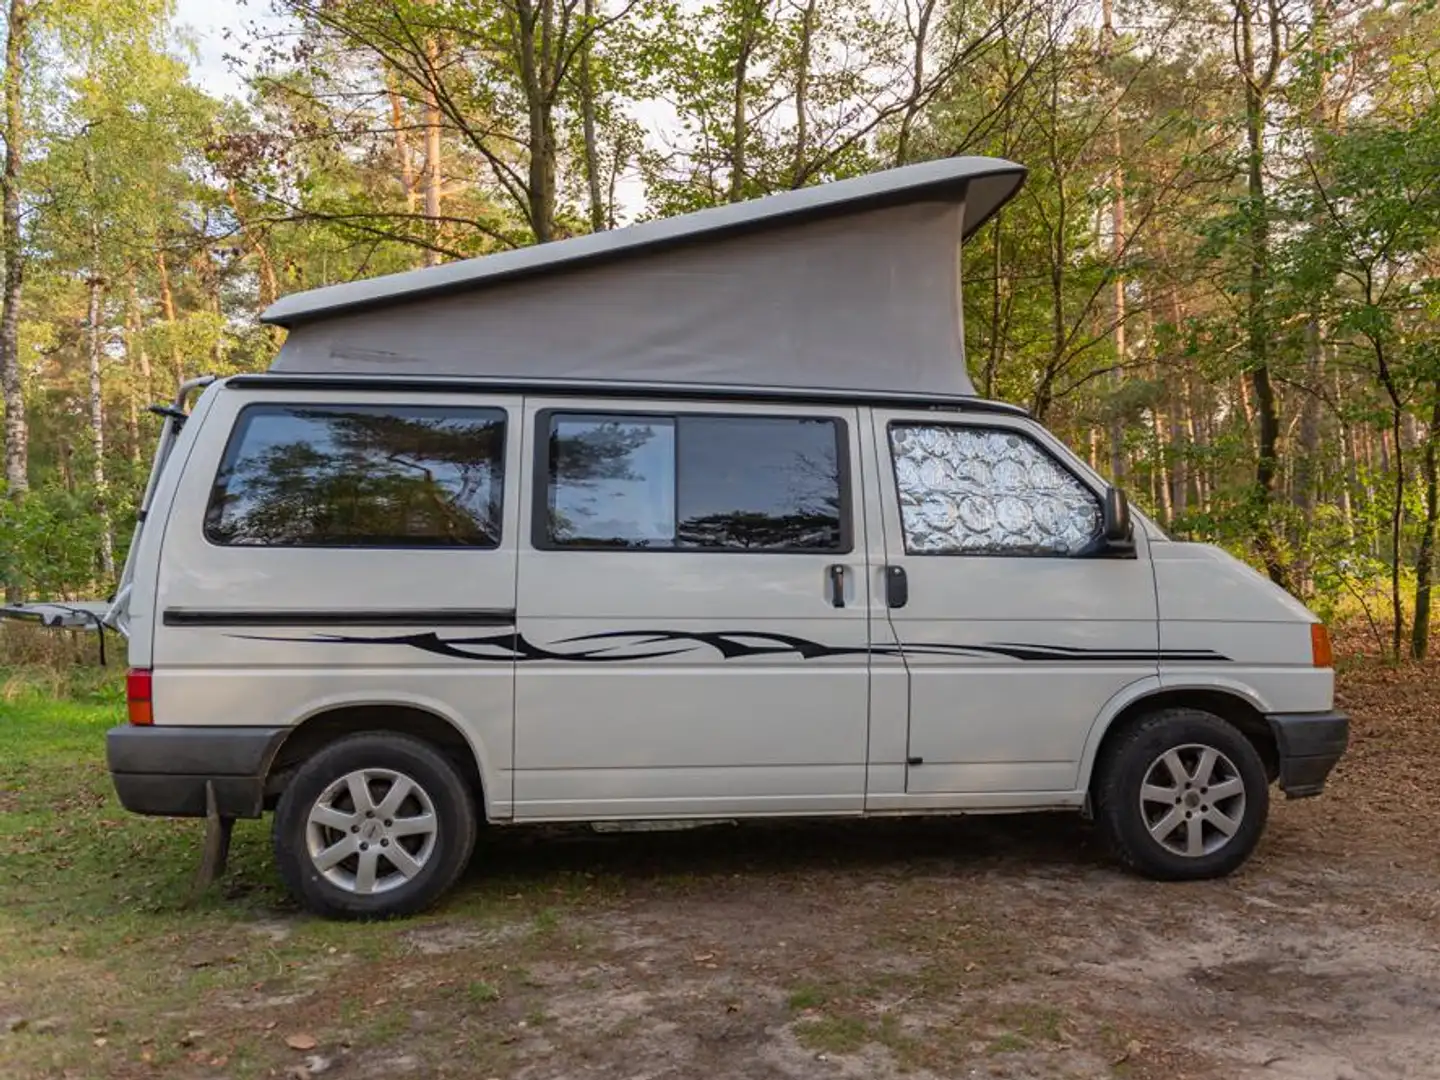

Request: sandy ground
left=4, top=656, right=1439, bottom=1079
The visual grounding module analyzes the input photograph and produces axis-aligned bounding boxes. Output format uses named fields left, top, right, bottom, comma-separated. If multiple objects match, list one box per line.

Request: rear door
left=512, top=398, right=872, bottom=820
left=870, top=409, right=1159, bottom=797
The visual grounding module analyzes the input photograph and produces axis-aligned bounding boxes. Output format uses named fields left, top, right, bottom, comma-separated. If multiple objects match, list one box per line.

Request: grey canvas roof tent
left=260, top=155, right=1027, bottom=398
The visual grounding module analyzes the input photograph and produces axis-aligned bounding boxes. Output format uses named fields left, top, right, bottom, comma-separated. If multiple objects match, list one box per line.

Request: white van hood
left=1151, top=539, right=1317, bottom=624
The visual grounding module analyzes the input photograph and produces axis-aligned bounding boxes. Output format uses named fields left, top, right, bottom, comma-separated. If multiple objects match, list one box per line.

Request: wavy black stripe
left=231, top=628, right=1230, bottom=664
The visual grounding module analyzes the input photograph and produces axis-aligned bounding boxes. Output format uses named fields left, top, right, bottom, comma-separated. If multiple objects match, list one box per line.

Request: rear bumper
left=106, top=725, right=288, bottom=818
left=1266, top=710, right=1349, bottom=798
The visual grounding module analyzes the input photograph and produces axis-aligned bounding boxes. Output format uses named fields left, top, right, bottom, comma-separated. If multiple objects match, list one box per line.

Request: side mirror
left=1102, top=486, right=1135, bottom=551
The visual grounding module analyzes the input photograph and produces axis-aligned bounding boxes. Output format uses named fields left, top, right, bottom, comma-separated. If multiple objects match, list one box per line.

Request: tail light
left=1310, top=623, right=1334, bottom=669
left=126, top=668, right=153, bottom=726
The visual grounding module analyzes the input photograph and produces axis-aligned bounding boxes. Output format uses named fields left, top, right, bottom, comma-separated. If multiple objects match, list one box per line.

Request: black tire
left=1094, top=707, right=1269, bottom=881
left=273, top=732, right=477, bottom=919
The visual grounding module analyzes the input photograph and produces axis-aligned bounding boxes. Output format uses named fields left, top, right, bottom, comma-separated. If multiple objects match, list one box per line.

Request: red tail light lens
left=126, top=668, right=153, bottom=726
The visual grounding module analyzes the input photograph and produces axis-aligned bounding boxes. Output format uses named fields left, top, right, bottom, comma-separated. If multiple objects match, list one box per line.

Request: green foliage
left=1, top=0, right=1439, bottom=655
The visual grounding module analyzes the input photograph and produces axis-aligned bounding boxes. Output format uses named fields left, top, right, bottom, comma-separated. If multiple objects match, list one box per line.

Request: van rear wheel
left=273, top=733, right=476, bottom=918
left=1094, top=708, right=1269, bottom=881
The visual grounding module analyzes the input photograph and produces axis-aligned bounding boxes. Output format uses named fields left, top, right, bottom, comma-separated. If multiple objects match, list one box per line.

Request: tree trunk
left=578, top=0, right=606, bottom=231
left=86, top=270, right=114, bottom=579
left=984, top=214, right=1003, bottom=398
left=894, top=0, right=937, bottom=166
left=423, top=36, right=445, bottom=260
left=227, top=186, right=280, bottom=311
left=156, top=249, right=184, bottom=386
left=1102, top=0, right=1126, bottom=485
left=123, top=285, right=142, bottom=462
left=1412, top=392, right=1440, bottom=659
left=728, top=1, right=763, bottom=202
left=1, top=0, right=28, bottom=546
left=386, top=70, right=418, bottom=213
left=516, top=0, right=557, bottom=238
left=1237, top=0, right=1286, bottom=589
left=791, top=0, right=817, bottom=186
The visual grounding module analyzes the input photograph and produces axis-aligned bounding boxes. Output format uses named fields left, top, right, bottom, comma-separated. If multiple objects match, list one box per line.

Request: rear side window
left=543, top=412, right=847, bottom=552
left=888, top=423, right=1100, bottom=556
left=206, top=404, right=506, bottom=547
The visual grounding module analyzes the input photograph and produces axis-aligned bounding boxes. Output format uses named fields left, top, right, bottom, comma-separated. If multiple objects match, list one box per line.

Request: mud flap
left=190, top=781, right=235, bottom=901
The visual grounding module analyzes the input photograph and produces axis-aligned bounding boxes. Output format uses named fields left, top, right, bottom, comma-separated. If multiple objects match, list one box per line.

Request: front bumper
left=106, top=725, right=288, bottom=818
left=1266, top=710, right=1349, bottom=798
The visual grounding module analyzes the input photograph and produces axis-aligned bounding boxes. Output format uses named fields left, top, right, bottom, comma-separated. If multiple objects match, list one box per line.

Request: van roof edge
left=221, top=373, right=1032, bottom=417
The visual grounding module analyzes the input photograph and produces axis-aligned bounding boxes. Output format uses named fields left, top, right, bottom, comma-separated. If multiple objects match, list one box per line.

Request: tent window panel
left=205, top=404, right=506, bottom=548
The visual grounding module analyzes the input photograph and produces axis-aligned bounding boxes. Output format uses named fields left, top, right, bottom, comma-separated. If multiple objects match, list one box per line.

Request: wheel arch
left=262, top=696, right=495, bottom=820
left=1078, top=679, right=1279, bottom=796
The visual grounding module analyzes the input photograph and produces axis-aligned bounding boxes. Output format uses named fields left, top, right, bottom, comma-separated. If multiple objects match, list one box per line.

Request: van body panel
left=1151, top=540, right=1329, bottom=717
left=869, top=409, right=1160, bottom=795
left=148, top=386, right=524, bottom=816
left=511, top=398, right=872, bottom=819
left=856, top=416, right=910, bottom=800
left=126, top=381, right=226, bottom=671
left=120, top=376, right=1346, bottom=854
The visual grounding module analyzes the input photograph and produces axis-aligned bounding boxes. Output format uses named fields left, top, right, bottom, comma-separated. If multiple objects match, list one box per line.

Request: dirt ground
left=3, top=656, right=1440, bottom=1080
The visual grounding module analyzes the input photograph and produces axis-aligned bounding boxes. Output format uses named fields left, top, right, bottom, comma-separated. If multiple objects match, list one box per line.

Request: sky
left=174, top=0, right=276, bottom=101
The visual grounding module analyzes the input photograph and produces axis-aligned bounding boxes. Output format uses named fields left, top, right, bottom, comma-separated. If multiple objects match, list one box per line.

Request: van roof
left=222, top=372, right=1031, bottom=417
left=258, top=157, right=1027, bottom=402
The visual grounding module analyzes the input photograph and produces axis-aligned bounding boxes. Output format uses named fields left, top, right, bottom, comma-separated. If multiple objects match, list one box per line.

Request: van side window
left=543, top=412, right=847, bottom=552
left=888, top=424, right=1100, bottom=556
left=205, top=404, right=506, bottom=547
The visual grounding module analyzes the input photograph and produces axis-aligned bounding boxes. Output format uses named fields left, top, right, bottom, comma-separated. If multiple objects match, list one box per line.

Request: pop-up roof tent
left=260, top=156, right=1027, bottom=398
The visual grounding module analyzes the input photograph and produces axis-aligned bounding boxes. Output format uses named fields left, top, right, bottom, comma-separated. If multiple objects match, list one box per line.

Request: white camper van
left=98, top=157, right=1347, bottom=918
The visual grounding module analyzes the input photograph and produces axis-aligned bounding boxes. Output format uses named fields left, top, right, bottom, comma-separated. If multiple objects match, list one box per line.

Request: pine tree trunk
left=123, top=286, right=140, bottom=462
left=578, top=0, right=606, bottom=231
left=1, top=0, right=29, bottom=563
left=87, top=271, right=114, bottom=579
left=1295, top=318, right=1324, bottom=586
left=728, top=0, right=763, bottom=202
left=791, top=0, right=817, bottom=186
left=386, top=71, right=418, bottom=213
left=894, top=0, right=936, bottom=166
left=1102, top=0, right=1126, bottom=485
left=1237, top=0, right=1287, bottom=589
left=1412, top=393, right=1440, bottom=660
left=156, top=249, right=184, bottom=386
left=423, top=37, right=444, bottom=260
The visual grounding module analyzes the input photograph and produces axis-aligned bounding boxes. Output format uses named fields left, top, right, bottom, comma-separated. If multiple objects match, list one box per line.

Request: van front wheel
left=273, top=733, right=477, bottom=918
left=1094, top=708, right=1269, bottom=881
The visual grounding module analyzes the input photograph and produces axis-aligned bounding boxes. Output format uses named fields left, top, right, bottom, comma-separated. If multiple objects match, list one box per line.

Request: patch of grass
left=794, top=1014, right=870, bottom=1055
left=1000, top=1003, right=1066, bottom=1043
left=357, top=1005, right=414, bottom=1046
left=466, top=979, right=501, bottom=1004
left=532, top=906, right=561, bottom=935
left=786, top=983, right=829, bottom=1011
left=988, top=1030, right=1029, bottom=1053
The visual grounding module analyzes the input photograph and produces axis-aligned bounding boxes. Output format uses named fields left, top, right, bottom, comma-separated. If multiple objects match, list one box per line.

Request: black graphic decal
left=235, top=627, right=1229, bottom=664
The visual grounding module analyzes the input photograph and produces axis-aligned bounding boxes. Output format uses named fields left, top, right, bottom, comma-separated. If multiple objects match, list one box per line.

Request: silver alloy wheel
left=1138, top=743, right=1247, bottom=858
left=305, top=768, right=439, bottom=895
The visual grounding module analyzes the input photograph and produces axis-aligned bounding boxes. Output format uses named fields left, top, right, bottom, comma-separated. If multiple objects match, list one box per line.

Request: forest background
left=0, top=0, right=1437, bottom=658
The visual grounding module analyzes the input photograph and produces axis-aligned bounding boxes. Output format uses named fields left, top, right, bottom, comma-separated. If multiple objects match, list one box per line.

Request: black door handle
left=828, top=564, right=846, bottom=608
left=886, top=566, right=909, bottom=609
